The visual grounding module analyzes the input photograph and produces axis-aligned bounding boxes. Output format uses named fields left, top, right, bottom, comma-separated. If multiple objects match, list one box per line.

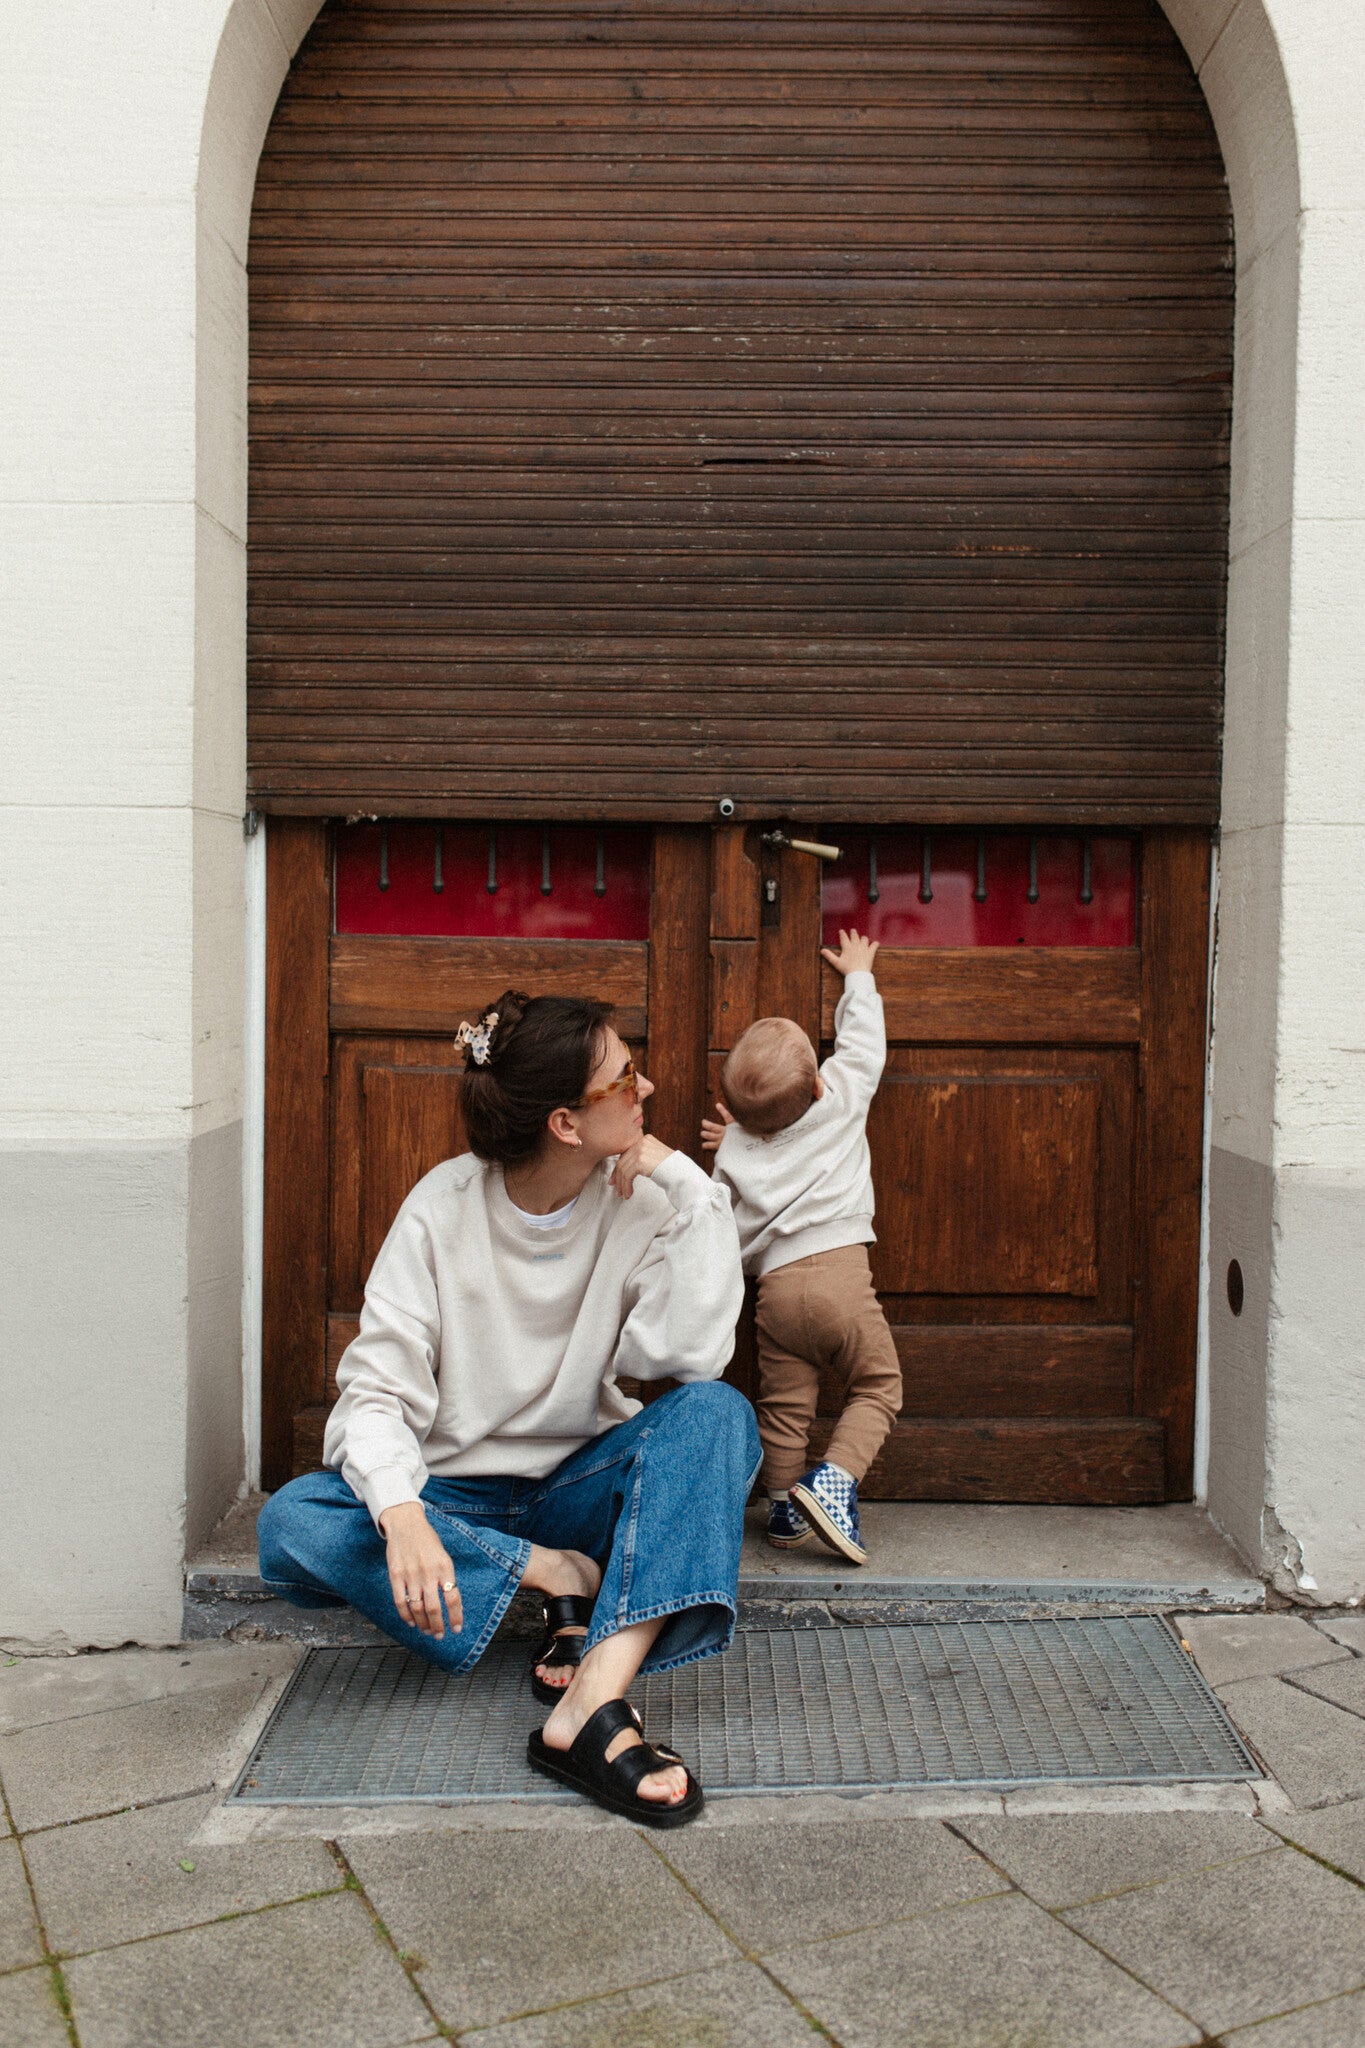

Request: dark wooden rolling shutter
left=248, top=0, right=1231, bottom=824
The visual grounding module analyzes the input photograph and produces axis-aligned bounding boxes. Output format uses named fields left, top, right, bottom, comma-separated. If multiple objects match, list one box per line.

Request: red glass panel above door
left=335, top=823, right=651, bottom=940
left=822, top=831, right=1136, bottom=949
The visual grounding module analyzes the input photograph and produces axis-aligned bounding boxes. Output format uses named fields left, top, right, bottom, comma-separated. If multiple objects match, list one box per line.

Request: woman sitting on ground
left=257, top=989, right=755, bottom=1825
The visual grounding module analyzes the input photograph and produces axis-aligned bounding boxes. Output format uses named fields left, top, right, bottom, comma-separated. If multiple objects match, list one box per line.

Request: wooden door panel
left=869, top=1074, right=1101, bottom=1297
left=877, top=1325, right=1133, bottom=1419
left=709, top=940, right=759, bottom=1052
left=361, top=1064, right=465, bottom=1282
left=813, top=967, right=1144, bottom=1497
left=330, top=1035, right=466, bottom=1309
left=867, top=1046, right=1135, bottom=1318
left=330, top=934, right=648, bottom=1036
left=824, top=947, right=1140, bottom=1044
left=326, top=1312, right=360, bottom=1404
left=813, top=1417, right=1165, bottom=1506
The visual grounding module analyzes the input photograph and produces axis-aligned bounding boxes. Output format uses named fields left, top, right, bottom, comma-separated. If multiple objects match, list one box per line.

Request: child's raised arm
left=818, top=928, right=885, bottom=1102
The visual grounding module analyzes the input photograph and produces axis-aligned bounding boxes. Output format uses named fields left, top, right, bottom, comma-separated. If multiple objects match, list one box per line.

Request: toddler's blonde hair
left=720, top=1017, right=818, bottom=1134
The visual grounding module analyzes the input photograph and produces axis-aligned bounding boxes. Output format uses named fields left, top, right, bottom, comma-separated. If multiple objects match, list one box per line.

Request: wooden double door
left=262, top=817, right=1208, bottom=1504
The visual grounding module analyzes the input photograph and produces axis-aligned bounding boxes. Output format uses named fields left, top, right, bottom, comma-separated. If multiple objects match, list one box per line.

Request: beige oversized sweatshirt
left=324, top=1149, right=744, bottom=1525
left=711, top=970, right=886, bottom=1277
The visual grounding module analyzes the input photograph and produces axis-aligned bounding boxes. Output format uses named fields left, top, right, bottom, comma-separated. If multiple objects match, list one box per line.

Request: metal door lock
left=764, top=877, right=778, bottom=905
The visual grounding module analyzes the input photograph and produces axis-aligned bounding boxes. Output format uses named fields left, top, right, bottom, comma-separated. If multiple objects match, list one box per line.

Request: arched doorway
left=250, top=0, right=1232, bottom=1502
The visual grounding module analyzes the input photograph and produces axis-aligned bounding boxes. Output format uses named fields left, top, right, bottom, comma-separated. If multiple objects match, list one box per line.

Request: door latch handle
left=761, top=830, right=842, bottom=862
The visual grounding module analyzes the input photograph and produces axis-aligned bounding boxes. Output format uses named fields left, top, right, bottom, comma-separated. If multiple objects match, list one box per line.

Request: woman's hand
left=378, top=1500, right=462, bottom=1638
left=611, top=1133, right=674, bottom=1199
left=701, top=1101, right=736, bottom=1152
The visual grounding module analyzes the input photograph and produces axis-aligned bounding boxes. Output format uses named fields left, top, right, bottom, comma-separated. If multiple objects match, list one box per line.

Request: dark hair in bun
left=459, top=989, right=614, bottom=1167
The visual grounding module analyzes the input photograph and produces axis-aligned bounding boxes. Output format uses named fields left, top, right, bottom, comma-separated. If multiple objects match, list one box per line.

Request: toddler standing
left=702, top=930, right=901, bottom=1564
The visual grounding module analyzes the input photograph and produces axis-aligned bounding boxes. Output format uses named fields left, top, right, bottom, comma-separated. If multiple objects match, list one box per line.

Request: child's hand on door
left=820, top=927, right=880, bottom=977
left=701, top=1101, right=735, bottom=1152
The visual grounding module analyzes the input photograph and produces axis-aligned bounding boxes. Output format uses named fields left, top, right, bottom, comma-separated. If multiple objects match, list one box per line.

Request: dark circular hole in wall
left=1226, top=1259, right=1244, bottom=1317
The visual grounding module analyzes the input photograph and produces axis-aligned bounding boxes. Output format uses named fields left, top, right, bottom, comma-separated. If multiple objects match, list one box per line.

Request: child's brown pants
left=754, top=1243, right=903, bottom=1492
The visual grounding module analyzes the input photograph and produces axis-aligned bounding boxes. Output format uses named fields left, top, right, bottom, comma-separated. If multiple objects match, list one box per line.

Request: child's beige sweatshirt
left=324, top=1150, right=743, bottom=1525
left=711, top=970, right=885, bottom=1278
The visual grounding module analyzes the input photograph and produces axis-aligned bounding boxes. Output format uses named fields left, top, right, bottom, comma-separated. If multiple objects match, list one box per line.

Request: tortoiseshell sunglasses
left=578, top=1054, right=639, bottom=1106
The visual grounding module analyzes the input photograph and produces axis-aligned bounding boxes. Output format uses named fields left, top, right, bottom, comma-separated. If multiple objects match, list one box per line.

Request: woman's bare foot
left=521, top=1545, right=601, bottom=1691
left=540, top=1625, right=688, bottom=1806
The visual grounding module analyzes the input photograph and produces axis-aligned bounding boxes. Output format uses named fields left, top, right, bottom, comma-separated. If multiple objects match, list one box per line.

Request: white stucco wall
left=0, top=0, right=1361, bottom=1643
left=1163, top=2, right=1365, bottom=1602
left=0, top=0, right=305, bottom=1647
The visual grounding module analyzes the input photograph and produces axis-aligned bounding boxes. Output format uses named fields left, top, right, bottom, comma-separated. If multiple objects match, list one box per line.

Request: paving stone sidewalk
left=2, top=1611, right=1364, bottom=2046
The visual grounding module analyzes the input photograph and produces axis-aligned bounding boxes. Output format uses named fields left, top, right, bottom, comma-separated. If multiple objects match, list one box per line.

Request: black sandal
left=527, top=1698, right=704, bottom=1828
left=528, top=1594, right=595, bottom=1705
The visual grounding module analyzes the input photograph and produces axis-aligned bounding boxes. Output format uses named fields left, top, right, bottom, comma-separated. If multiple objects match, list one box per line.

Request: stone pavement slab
left=1221, top=1987, right=1365, bottom=2046
left=465, top=1959, right=812, bottom=2047
left=1314, top=1615, right=1365, bottom=1654
left=341, top=1825, right=737, bottom=2033
left=63, top=1889, right=433, bottom=2048
left=1287, top=1658, right=1365, bottom=1722
left=0, top=1643, right=297, bottom=1734
left=1216, top=1676, right=1365, bottom=1809
left=1175, top=1613, right=1351, bottom=1688
left=657, top=1814, right=1006, bottom=1951
left=0, top=1966, right=70, bottom=2047
left=24, top=1789, right=342, bottom=1954
left=1262, top=1795, right=1365, bottom=1886
left=0, top=1676, right=268, bottom=1831
left=1062, top=1840, right=1365, bottom=2036
left=953, top=1810, right=1277, bottom=1908
left=766, top=1889, right=1198, bottom=2048
left=0, top=1834, right=44, bottom=1973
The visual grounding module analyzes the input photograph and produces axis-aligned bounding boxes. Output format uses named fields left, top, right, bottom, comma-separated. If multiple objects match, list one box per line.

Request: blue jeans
left=257, top=1380, right=760, bottom=1677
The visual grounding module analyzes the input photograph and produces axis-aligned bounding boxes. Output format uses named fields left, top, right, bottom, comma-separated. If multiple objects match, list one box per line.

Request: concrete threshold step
left=184, top=1566, right=1264, bottom=1647
left=184, top=1496, right=1263, bottom=1643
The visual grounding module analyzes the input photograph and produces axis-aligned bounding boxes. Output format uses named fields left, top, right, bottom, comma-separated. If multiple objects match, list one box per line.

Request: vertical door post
left=1135, top=828, right=1212, bottom=1497
left=261, top=818, right=331, bottom=1490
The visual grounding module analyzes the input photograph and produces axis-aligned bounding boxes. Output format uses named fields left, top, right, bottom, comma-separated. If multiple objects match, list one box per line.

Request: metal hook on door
left=868, top=834, right=879, bottom=905
left=433, top=825, right=444, bottom=895
left=541, top=824, right=553, bottom=897
left=1080, top=836, right=1093, bottom=906
left=919, top=832, right=933, bottom=905
left=594, top=827, right=606, bottom=898
left=975, top=832, right=988, bottom=903
left=379, top=823, right=390, bottom=893
left=1028, top=833, right=1040, bottom=905
left=486, top=827, right=498, bottom=895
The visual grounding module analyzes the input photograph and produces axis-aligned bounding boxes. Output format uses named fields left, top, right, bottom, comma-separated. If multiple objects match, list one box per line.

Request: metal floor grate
left=230, top=1619, right=1257, bottom=1804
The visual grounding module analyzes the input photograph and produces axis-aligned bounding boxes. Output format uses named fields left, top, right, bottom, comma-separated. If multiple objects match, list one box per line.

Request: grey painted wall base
left=1, top=1143, right=190, bottom=1648
left=1206, top=1149, right=1365, bottom=1604
left=0, top=1131, right=244, bottom=1650
left=1264, top=1165, right=1365, bottom=1603
left=1207, top=1145, right=1273, bottom=1569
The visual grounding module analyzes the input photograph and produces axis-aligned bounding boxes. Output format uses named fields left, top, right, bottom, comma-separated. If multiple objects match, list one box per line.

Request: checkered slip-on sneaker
left=790, top=1463, right=867, bottom=1565
left=766, top=1496, right=814, bottom=1549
